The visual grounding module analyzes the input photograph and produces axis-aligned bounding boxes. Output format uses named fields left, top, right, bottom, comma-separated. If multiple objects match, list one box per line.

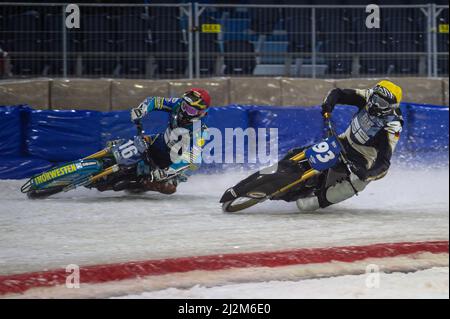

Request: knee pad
left=296, top=196, right=320, bottom=212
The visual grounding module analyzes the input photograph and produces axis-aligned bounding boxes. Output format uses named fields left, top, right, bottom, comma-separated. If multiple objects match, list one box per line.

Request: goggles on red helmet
left=181, top=101, right=205, bottom=117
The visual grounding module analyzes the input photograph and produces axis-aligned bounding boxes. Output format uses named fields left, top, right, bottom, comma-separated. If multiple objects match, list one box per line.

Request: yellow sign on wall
left=439, top=24, right=449, bottom=33
left=201, top=24, right=221, bottom=33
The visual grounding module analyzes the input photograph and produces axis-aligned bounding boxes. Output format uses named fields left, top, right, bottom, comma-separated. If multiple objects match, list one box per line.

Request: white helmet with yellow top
left=367, top=80, right=403, bottom=117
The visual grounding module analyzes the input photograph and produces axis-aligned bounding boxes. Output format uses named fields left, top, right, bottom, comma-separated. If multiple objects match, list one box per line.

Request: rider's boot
left=140, top=178, right=177, bottom=194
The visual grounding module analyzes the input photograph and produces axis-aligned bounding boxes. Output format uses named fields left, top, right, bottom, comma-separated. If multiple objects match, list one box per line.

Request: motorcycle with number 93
left=220, top=113, right=358, bottom=212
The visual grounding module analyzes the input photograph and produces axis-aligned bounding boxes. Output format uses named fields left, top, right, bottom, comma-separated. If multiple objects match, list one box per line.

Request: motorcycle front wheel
left=221, top=196, right=264, bottom=213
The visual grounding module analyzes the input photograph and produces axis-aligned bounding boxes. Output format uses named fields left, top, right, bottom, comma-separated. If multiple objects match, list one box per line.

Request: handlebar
left=322, top=112, right=335, bottom=138
left=135, top=120, right=144, bottom=137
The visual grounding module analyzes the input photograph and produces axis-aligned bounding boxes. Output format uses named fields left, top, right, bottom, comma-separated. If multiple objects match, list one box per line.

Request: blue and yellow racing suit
left=136, top=96, right=207, bottom=183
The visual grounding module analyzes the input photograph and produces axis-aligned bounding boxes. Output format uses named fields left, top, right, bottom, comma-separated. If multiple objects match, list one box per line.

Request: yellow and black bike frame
left=269, top=112, right=331, bottom=199
left=269, top=151, right=319, bottom=199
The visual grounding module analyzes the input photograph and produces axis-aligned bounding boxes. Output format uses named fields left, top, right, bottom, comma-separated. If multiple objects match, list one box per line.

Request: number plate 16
left=112, top=139, right=141, bottom=166
left=305, top=136, right=342, bottom=171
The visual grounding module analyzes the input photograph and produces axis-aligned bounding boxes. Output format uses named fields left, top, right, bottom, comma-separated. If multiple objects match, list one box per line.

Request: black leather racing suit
left=316, top=88, right=403, bottom=208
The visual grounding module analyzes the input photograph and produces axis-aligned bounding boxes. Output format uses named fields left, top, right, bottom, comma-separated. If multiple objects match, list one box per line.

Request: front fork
left=83, top=147, right=112, bottom=160
left=83, top=146, right=119, bottom=183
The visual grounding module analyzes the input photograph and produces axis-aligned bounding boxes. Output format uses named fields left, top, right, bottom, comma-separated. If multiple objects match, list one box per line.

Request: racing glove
left=150, top=168, right=168, bottom=182
left=321, top=102, right=334, bottom=116
left=131, top=101, right=148, bottom=122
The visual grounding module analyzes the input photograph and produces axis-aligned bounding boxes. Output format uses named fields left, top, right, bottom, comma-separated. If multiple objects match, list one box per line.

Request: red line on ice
left=0, top=240, right=448, bottom=295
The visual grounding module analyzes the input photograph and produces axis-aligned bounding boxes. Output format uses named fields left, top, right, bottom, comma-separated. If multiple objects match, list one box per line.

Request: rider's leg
left=145, top=134, right=172, bottom=169
left=296, top=173, right=369, bottom=212
left=131, top=134, right=177, bottom=194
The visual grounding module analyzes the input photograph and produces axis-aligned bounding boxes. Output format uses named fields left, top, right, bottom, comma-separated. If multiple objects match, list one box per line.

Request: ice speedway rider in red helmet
left=126, top=88, right=210, bottom=194
left=296, top=80, right=404, bottom=212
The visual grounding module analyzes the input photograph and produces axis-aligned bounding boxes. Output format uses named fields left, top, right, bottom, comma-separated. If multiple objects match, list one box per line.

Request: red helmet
left=180, top=88, right=211, bottom=122
left=191, top=88, right=211, bottom=107
left=183, top=88, right=210, bottom=108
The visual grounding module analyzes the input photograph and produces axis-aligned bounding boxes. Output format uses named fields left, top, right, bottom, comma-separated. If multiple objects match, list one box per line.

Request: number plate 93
left=305, top=136, right=342, bottom=171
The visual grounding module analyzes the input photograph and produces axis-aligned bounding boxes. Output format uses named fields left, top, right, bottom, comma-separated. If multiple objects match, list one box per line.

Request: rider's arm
left=322, top=88, right=367, bottom=113
left=361, top=121, right=402, bottom=181
left=131, top=97, right=180, bottom=121
left=145, top=97, right=180, bottom=113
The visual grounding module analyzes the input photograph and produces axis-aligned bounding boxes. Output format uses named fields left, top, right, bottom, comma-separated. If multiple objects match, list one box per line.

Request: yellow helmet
left=374, top=80, right=403, bottom=104
left=368, top=80, right=403, bottom=117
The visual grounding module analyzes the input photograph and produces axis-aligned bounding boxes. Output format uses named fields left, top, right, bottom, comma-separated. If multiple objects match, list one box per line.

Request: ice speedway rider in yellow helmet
left=296, top=80, right=404, bottom=212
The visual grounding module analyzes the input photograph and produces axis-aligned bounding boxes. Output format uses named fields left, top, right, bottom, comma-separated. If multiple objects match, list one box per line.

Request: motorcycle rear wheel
left=26, top=186, right=65, bottom=199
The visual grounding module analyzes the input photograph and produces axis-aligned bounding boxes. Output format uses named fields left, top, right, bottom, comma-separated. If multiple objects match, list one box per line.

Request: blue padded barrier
left=203, top=106, right=250, bottom=170
left=100, top=110, right=169, bottom=147
left=0, top=105, right=30, bottom=156
left=404, top=103, right=449, bottom=153
left=0, top=103, right=448, bottom=179
left=26, top=110, right=102, bottom=162
left=0, top=156, right=53, bottom=180
left=248, top=106, right=324, bottom=157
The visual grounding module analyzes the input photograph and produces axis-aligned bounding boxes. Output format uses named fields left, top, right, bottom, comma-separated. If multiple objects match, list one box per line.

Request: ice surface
left=117, top=267, right=449, bottom=299
left=0, top=166, right=448, bottom=275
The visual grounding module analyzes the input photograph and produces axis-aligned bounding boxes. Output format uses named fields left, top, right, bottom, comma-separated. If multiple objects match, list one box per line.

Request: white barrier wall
left=281, top=78, right=335, bottom=106
left=111, top=79, right=170, bottom=111
left=0, top=79, right=50, bottom=109
left=1, top=77, right=449, bottom=110
left=168, top=78, right=230, bottom=108
left=443, top=78, right=449, bottom=106
left=50, top=79, right=111, bottom=111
